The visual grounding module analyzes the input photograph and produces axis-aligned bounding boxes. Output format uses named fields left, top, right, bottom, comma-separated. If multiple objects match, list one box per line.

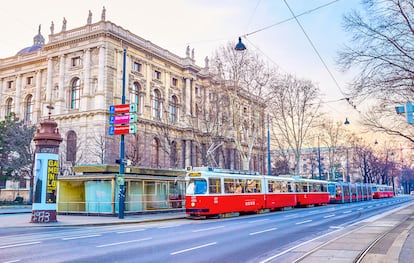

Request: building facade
left=0, top=8, right=267, bottom=182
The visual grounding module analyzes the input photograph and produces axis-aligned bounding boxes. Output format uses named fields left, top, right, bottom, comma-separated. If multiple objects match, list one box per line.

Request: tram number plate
left=245, top=200, right=256, bottom=206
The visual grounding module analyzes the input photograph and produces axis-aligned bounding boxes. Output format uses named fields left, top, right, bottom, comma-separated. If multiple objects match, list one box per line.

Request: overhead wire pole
left=119, top=48, right=127, bottom=219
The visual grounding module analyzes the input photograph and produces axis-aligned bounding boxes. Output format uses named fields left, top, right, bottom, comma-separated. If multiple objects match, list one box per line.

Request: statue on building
left=101, top=6, right=106, bottom=21
left=87, top=10, right=92, bottom=24
left=186, top=45, right=190, bottom=57
left=205, top=56, right=209, bottom=68
left=50, top=21, right=54, bottom=34
left=61, top=17, right=67, bottom=32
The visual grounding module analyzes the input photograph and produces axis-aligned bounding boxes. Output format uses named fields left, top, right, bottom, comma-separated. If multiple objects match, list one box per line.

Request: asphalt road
left=1, top=197, right=412, bottom=263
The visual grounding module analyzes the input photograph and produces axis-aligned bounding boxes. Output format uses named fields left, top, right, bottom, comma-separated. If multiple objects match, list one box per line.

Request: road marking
left=296, top=220, right=312, bottom=225
left=329, top=226, right=343, bottom=229
left=192, top=226, right=224, bottom=232
left=3, top=260, right=21, bottom=263
left=158, top=224, right=182, bottom=229
left=358, top=208, right=363, bottom=210
left=171, top=242, right=217, bottom=255
left=343, top=210, right=352, bottom=214
left=249, top=219, right=270, bottom=223
left=0, top=241, right=41, bottom=249
left=117, top=229, right=146, bottom=234
left=97, top=237, right=152, bottom=248
left=323, top=214, right=335, bottom=218
left=62, top=234, right=101, bottom=240
left=249, top=228, right=277, bottom=236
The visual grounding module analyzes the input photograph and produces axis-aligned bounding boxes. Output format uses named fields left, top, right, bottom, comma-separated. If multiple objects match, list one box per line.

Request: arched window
left=151, top=137, right=160, bottom=167
left=66, top=130, right=77, bottom=163
left=5, top=98, right=13, bottom=116
left=170, top=95, right=178, bottom=123
left=70, top=78, right=81, bottom=110
left=153, top=89, right=161, bottom=119
left=24, top=95, right=33, bottom=122
left=130, top=81, right=140, bottom=108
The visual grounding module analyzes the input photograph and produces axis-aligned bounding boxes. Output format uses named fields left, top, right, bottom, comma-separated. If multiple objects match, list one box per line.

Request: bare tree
left=210, top=42, right=273, bottom=170
left=269, top=74, right=322, bottom=176
left=337, top=0, right=414, bottom=142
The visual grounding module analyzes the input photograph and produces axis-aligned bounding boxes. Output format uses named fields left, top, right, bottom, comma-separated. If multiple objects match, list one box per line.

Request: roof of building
left=16, top=25, right=44, bottom=55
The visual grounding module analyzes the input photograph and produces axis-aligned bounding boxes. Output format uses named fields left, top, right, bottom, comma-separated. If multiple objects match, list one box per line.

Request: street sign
left=109, top=114, right=137, bottom=125
left=116, top=174, right=125, bottom=185
left=109, top=103, right=137, bottom=114
left=109, top=125, right=137, bottom=135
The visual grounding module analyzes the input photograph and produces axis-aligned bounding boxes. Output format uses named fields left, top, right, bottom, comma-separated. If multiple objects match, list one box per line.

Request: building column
left=95, top=45, right=105, bottom=110
left=80, top=48, right=91, bottom=111
left=15, top=75, right=22, bottom=118
left=185, top=139, right=192, bottom=168
left=185, top=78, right=191, bottom=116
left=34, top=70, right=42, bottom=122
left=55, top=55, right=65, bottom=115
left=46, top=58, right=53, bottom=106
left=0, top=79, right=3, bottom=119
left=145, top=62, right=152, bottom=116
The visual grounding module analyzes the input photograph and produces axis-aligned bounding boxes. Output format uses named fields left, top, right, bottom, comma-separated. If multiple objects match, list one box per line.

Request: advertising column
left=31, top=110, right=62, bottom=223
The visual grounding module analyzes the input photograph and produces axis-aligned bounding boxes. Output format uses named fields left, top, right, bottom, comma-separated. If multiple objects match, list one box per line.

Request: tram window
left=302, top=183, right=308, bottom=192
left=274, top=181, right=282, bottom=193
left=235, top=182, right=244, bottom=193
left=186, top=179, right=207, bottom=195
left=287, top=182, right=293, bottom=192
left=224, top=178, right=236, bottom=194
left=309, top=184, right=314, bottom=192
left=209, top=178, right=221, bottom=194
left=268, top=182, right=274, bottom=193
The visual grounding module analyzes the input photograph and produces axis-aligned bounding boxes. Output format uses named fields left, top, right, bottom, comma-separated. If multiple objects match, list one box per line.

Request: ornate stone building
left=0, top=8, right=267, bottom=176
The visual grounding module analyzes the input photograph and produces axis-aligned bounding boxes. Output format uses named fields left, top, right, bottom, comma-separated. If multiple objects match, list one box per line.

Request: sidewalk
left=0, top=206, right=186, bottom=227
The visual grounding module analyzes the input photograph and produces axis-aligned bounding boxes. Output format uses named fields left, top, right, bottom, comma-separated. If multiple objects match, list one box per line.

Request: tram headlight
left=191, top=202, right=195, bottom=207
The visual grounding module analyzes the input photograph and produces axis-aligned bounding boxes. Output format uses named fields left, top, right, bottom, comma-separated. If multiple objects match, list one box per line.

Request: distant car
left=410, top=191, right=414, bottom=195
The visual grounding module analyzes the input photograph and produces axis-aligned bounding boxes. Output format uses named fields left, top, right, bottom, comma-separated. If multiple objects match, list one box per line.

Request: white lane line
left=343, top=210, right=352, bottom=214
left=192, top=226, right=224, bottom=233
left=3, top=260, right=21, bottom=263
left=295, top=220, right=312, bottom=225
left=357, top=208, right=363, bottom=210
left=249, top=228, right=277, bottom=236
left=170, top=242, right=217, bottom=255
left=249, top=219, right=270, bottom=224
left=97, top=237, right=152, bottom=248
left=158, top=224, right=182, bottom=229
left=0, top=241, right=41, bottom=249
left=329, top=226, right=343, bottom=229
left=117, top=229, right=147, bottom=234
left=368, top=206, right=373, bottom=208
left=62, top=234, right=101, bottom=240
left=323, top=214, right=335, bottom=218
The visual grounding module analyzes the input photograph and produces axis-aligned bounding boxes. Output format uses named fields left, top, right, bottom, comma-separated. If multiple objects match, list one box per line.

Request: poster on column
left=46, top=159, right=59, bottom=203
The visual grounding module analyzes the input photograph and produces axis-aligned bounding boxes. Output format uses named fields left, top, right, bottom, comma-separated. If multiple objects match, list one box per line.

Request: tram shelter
left=57, top=165, right=186, bottom=216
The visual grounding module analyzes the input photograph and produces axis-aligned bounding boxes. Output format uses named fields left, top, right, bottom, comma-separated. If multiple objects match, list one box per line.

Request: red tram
left=372, top=184, right=394, bottom=199
left=185, top=167, right=329, bottom=217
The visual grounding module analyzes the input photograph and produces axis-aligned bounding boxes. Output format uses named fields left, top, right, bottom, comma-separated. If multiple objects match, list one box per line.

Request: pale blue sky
left=0, top=0, right=362, bottom=122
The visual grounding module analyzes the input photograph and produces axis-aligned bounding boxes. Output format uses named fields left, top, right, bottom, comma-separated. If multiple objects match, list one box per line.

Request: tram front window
left=186, top=179, right=207, bottom=195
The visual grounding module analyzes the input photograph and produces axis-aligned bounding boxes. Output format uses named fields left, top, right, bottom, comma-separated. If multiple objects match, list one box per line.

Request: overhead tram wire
left=281, top=0, right=360, bottom=113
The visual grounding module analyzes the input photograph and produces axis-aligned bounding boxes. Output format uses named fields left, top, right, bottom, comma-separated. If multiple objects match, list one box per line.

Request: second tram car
left=185, top=167, right=329, bottom=217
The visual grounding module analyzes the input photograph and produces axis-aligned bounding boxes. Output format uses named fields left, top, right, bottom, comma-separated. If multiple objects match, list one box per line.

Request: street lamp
left=235, top=37, right=247, bottom=51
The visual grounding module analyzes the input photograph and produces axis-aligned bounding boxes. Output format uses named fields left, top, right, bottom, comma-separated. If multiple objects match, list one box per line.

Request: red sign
left=110, top=104, right=130, bottom=114
left=109, top=125, right=136, bottom=135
